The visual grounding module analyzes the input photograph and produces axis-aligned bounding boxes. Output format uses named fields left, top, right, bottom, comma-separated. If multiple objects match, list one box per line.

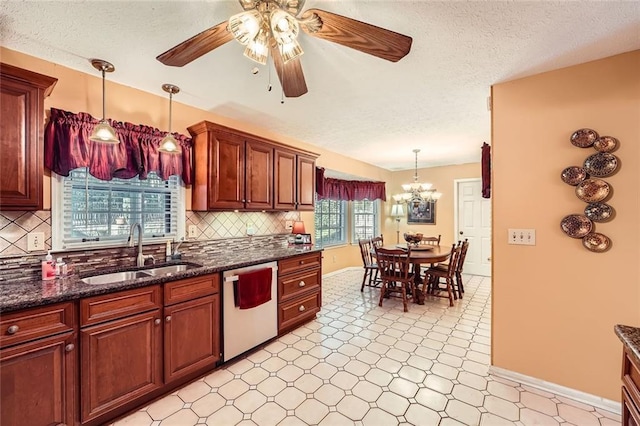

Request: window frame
left=51, top=169, right=185, bottom=251
left=314, top=198, right=381, bottom=249
left=351, top=199, right=380, bottom=242
left=314, top=198, right=348, bottom=248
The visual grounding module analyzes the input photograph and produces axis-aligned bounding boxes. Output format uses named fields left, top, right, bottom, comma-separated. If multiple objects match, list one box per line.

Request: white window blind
left=54, top=168, right=182, bottom=249
left=314, top=198, right=347, bottom=248
left=352, top=200, right=379, bottom=241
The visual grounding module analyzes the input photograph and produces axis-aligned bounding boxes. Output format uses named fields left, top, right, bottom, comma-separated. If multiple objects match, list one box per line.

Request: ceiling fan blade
left=300, top=8, right=412, bottom=62
left=270, top=44, right=308, bottom=98
left=157, top=21, right=234, bottom=67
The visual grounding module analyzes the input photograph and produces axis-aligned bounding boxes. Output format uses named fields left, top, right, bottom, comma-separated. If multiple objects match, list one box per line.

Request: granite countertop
left=615, top=324, right=640, bottom=367
left=0, top=245, right=323, bottom=314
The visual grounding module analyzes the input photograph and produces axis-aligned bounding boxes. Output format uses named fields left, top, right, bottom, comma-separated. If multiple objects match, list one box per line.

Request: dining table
left=375, top=244, right=452, bottom=304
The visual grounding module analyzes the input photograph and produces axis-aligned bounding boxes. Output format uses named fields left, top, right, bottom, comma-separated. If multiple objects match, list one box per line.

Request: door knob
left=459, top=231, right=464, bottom=235
left=487, top=257, right=492, bottom=261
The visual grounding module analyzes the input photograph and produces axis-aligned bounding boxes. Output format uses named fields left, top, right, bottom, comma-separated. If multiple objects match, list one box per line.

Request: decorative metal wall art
left=561, top=128, right=618, bottom=252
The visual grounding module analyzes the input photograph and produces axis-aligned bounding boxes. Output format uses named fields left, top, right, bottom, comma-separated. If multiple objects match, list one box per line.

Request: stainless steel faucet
left=128, top=223, right=155, bottom=267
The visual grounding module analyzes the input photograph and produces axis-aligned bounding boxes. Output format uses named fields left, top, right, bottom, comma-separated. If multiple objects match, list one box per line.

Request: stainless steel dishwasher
left=222, top=261, right=278, bottom=361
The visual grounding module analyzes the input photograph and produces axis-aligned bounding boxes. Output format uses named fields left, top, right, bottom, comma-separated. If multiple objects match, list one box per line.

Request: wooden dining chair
left=374, top=246, right=414, bottom=312
left=371, top=235, right=384, bottom=249
left=359, top=238, right=381, bottom=291
left=419, top=234, right=441, bottom=246
left=455, top=239, right=469, bottom=298
left=423, top=243, right=461, bottom=307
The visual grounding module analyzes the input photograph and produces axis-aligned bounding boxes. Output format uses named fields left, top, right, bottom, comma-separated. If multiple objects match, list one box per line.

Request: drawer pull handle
left=166, top=316, right=172, bottom=322
left=299, top=280, right=306, bottom=287
left=65, top=344, right=75, bottom=352
left=155, top=319, right=161, bottom=325
left=7, top=325, right=19, bottom=335
left=300, top=260, right=305, bottom=264
left=299, top=305, right=305, bottom=312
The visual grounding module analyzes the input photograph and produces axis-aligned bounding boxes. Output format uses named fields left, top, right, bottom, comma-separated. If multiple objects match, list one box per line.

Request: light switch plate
left=285, top=221, right=293, bottom=230
left=27, top=232, right=45, bottom=251
left=188, top=225, right=198, bottom=239
left=508, top=228, right=536, bottom=245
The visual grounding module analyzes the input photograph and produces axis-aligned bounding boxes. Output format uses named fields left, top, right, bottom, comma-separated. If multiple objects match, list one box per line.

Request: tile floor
left=112, top=269, right=621, bottom=426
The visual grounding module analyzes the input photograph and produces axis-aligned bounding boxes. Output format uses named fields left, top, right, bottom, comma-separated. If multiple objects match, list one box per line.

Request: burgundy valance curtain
left=44, top=108, right=193, bottom=184
left=316, top=168, right=386, bottom=201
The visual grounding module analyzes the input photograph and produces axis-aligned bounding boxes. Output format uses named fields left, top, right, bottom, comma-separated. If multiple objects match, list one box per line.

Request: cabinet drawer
left=278, top=291, right=321, bottom=333
left=624, top=349, right=640, bottom=409
left=164, top=274, right=219, bottom=306
left=80, top=285, right=161, bottom=327
left=278, top=252, right=321, bottom=275
left=0, top=302, right=75, bottom=348
left=279, top=268, right=321, bottom=302
left=623, top=386, right=640, bottom=426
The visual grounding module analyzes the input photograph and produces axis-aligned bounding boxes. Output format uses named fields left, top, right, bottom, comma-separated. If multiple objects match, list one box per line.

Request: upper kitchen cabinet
left=0, top=63, right=57, bottom=210
left=274, top=149, right=316, bottom=211
left=188, top=121, right=318, bottom=212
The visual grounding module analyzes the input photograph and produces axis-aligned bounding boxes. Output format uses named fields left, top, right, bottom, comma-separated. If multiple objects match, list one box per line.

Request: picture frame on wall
left=407, top=200, right=436, bottom=224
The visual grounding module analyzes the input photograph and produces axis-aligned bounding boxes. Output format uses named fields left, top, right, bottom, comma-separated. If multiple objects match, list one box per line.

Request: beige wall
left=384, top=163, right=481, bottom=246
left=492, top=50, right=640, bottom=401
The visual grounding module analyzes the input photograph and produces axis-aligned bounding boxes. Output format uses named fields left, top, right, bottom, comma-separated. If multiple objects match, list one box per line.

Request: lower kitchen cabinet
left=277, top=252, right=323, bottom=334
left=79, top=286, right=162, bottom=424
left=1, top=331, right=77, bottom=426
left=164, top=294, right=220, bottom=383
left=0, top=301, right=77, bottom=426
left=80, top=309, right=162, bottom=423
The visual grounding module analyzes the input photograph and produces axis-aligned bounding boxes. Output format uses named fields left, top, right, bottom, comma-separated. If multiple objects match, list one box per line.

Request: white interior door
left=456, top=179, right=491, bottom=276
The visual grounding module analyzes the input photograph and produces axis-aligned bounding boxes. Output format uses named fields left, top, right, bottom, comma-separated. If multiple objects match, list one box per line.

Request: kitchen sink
left=81, top=270, right=153, bottom=285
left=80, top=263, right=202, bottom=285
left=143, top=263, right=201, bottom=276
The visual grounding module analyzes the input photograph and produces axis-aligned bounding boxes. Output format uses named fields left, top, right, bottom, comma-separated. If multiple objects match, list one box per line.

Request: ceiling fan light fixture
left=158, top=83, right=182, bottom=155
left=229, top=10, right=261, bottom=45
left=280, top=39, right=303, bottom=63
left=89, top=59, right=119, bottom=145
left=270, top=9, right=299, bottom=45
left=243, top=28, right=269, bottom=64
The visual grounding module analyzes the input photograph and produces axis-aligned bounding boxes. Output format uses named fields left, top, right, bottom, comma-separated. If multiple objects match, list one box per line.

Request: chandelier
left=228, top=2, right=311, bottom=65
left=393, top=149, right=442, bottom=204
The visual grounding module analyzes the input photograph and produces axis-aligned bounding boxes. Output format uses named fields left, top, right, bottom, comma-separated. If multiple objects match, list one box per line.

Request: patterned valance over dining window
left=316, top=167, right=386, bottom=201
left=44, top=108, right=193, bottom=184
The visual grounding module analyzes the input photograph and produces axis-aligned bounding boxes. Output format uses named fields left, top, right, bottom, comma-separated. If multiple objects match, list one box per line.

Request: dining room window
left=352, top=200, right=379, bottom=241
left=51, top=167, right=184, bottom=250
left=314, top=198, right=347, bottom=248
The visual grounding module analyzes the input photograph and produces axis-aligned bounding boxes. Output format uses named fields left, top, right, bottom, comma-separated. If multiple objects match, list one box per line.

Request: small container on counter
left=42, top=250, right=56, bottom=281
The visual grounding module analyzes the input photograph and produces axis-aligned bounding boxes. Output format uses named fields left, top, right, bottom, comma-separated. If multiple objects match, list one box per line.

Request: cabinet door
left=274, top=149, right=297, bottom=210
left=210, top=132, right=245, bottom=210
left=297, top=154, right=316, bottom=211
left=164, top=294, right=220, bottom=383
left=0, top=65, right=56, bottom=210
left=1, top=331, right=76, bottom=426
left=246, top=140, right=273, bottom=210
left=80, top=310, right=162, bottom=423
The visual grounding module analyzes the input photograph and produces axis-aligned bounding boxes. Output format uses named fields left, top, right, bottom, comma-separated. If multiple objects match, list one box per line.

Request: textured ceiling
left=1, top=1, right=638, bottom=171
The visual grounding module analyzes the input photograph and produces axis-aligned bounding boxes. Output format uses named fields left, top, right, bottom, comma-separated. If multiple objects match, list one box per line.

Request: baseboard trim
left=323, top=266, right=361, bottom=278
left=489, top=366, right=621, bottom=415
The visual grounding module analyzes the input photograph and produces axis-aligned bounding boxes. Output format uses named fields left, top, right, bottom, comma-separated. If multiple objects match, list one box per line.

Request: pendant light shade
left=89, top=59, right=119, bottom=145
left=158, top=84, right=181, bottom=154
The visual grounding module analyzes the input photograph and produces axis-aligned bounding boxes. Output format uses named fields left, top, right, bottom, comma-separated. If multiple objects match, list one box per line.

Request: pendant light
left=158, top=84, right=181, bottom=154
left=89, top=59, right=119, bottom=144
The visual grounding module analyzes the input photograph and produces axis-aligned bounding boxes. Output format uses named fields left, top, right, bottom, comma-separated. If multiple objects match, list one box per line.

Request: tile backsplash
left=0, top=210, right=300, bottom=257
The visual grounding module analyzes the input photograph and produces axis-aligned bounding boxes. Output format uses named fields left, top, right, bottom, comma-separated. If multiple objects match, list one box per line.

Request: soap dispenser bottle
left=42, top=250, right=56, bottom=281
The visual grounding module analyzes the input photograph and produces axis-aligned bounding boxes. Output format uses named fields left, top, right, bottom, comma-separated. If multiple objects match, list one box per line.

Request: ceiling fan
left=156, top=0, right=412, bottom=98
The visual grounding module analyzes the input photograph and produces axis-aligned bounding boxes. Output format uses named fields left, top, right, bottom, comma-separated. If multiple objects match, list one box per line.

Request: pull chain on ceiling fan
left=156, top=0, right=412, bottom=98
